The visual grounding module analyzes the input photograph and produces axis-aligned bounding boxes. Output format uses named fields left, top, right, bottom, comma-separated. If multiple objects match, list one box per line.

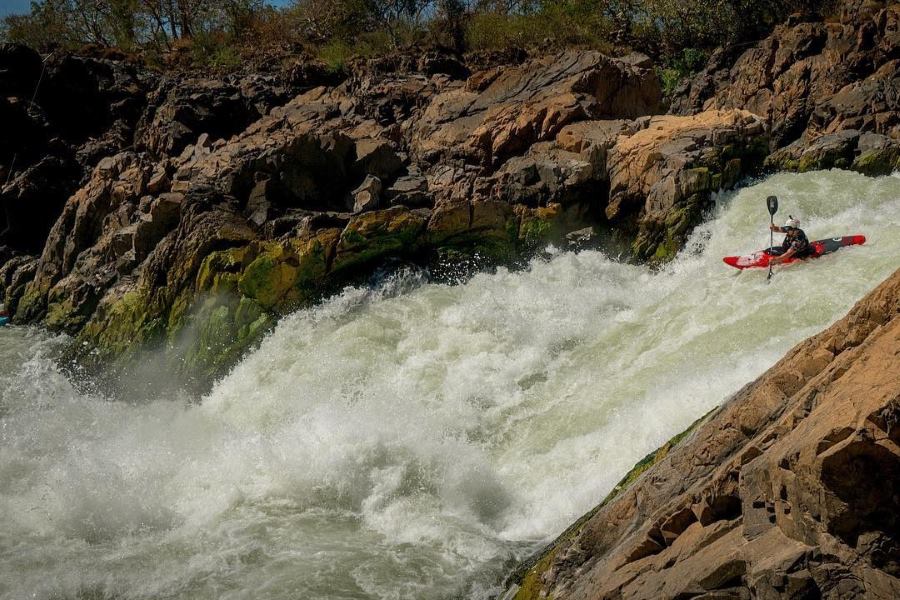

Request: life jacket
left=781, top=227, right=810, bottom=255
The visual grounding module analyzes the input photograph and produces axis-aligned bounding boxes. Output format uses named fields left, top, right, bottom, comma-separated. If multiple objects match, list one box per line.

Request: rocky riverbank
left=503, top=261, right=900, bottom=599
left=1, top=1, right=899, bottom=384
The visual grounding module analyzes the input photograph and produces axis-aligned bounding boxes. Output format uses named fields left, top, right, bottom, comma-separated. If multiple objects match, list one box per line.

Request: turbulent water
left=2, top=170, right=899, bottom=600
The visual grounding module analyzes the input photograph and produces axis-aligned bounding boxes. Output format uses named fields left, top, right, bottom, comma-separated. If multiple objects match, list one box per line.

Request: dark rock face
left=135, top=76, right=290, bottom=158
left=0, top=45, right=151, bottom=254
left=508, top=267, right=900, bottom=600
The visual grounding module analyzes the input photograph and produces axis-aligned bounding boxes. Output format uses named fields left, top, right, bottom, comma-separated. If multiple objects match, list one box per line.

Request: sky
left=1, top=0, right=31, bottom=18
left=0, top=1, right=294, bottom=18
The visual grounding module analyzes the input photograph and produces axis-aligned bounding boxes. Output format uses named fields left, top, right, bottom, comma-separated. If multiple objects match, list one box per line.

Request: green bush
left=317, top=39, right=354, bottom=73
left=657, top=47, right=708, bottom=97
left=465, top=2, right=614, bottom=53
left=1, top=0, right=843, bottom=71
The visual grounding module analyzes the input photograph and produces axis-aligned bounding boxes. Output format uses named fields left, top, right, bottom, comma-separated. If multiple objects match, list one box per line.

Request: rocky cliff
left=1, top=1, right=899, bottom=383
left=0, top=46, right=769, bottom=383
left=673, top=1, right=900, bottom=175
left=505, top=265, right=900, bottom=600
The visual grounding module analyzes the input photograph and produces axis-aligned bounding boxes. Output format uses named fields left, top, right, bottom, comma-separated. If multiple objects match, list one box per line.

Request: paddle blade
left=767, top=195, right=778, bottom=216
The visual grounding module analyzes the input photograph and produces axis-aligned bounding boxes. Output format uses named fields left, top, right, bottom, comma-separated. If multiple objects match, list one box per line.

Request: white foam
left=1, top=170, right=899, bottom=599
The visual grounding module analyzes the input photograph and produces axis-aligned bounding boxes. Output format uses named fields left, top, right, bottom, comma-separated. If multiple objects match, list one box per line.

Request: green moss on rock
left=178, top=294, right=273, bottom=381
left=44, top=296, right=81, bottom=332
left=334, top=206, right=426, bottom=272
left=852, top=148, right=900, bottom=176
left=239, top=251, right=302, bottom=309
left=508, top=408, right=716, bottom=600
left=78, top=289, right=165, bottom=363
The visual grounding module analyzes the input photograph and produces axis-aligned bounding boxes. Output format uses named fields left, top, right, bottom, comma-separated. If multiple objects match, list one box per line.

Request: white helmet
left=785, top=216, right=800, bottom=228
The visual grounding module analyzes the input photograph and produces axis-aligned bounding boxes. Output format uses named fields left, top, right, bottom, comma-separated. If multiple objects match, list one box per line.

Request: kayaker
left=769, top=216, right=811, bottom=264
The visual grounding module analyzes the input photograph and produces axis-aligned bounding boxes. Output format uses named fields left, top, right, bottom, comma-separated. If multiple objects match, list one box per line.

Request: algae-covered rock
left=517, top=204, right=564, bottom=250
left=766, top=130, right=900, bottom=176
left=176, top=294, right=273, bottom=382
left=77, top=287, right=164, bottom=363
left=853, top=147, right=900, bottom=175
left=334, top=206, right=426, bottom=272
left=605, top=110, right=769, bottom=261
left=235, top=230, right=339, bottom=311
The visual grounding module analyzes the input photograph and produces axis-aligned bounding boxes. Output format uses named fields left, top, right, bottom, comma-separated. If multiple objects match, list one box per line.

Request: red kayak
left=723, top=235, right=866, bottom=270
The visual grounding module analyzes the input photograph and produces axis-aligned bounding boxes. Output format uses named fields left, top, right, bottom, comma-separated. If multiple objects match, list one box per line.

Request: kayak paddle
left=766, top=195, right=778, bottom=282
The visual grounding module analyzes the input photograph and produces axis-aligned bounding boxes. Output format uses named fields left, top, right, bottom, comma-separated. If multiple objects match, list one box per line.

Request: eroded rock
left=508, top=267, right=900, bottom=600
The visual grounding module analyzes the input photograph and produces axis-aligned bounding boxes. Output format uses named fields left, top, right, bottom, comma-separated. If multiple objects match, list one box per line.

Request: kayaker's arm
left=770, top=224, right=787, bottom=233
left=770, top=246, right=796, bottom=264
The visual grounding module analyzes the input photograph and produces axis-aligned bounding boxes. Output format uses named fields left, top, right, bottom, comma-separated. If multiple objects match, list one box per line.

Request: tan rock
left=413, top=51, right=661, bottom=167
left=673, top=5, right=900, bottom=148
left=510, top=267, right=900, bottom=600
left=605, top=110, right=768, bottom=260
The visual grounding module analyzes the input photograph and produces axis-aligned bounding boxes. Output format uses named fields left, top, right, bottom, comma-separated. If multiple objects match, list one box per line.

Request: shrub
left=657, top=47, right=708, bottom=97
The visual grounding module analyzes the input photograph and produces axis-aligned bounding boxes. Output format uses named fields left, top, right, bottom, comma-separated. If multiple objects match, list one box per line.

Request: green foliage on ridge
left=1, top=0, right=837, bottom=72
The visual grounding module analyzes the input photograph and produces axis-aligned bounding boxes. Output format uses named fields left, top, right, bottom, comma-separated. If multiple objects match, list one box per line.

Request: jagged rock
left=0, top=156, right=82, bottom=253
left=385, top=174, right=430, bottom=207
left=16, top=152, right=151, bottom=322
left=136, top=77, right=272, bottom=157
left=353, top=137, right=404, bottom=180
left=672, top=4, right=900, bottom=147
left=605, top=110, right=769, bottom=260
left=412, top=50, right=662, bottom=167
left=245, top=178, right=273, bottom=226
left=0, top=45, right=150, bottom=254
left=509, top=266, right=900, bottom=600
left=0, top=252, right=37, bottom=315
left=351, top=175, right=382, bottom=213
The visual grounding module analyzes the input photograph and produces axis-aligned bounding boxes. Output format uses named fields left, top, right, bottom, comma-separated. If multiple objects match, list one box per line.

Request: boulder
left=605, top=110, right=769, bottom=260
left=353, top=137, right=405, bottom=180
left=386, top=174, right=430, bottom=207
left=334, top=206, right=426, bottom=272
left=245, top=178, right=274, bottom=226
left=765, top=129, right=900, bottom=175
left=351, top=175, right=382, bottom=213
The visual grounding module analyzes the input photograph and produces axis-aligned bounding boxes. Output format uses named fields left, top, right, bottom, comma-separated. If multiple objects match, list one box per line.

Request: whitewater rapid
left=2, top=170, right=899, bottom=600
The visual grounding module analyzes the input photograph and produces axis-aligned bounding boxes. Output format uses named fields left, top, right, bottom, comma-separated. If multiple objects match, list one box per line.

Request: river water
left=2, top=170, right=899, bottom=600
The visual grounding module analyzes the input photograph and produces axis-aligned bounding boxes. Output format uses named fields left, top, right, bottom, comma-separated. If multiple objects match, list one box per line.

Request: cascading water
left=2, top=170, right=899, bottom=600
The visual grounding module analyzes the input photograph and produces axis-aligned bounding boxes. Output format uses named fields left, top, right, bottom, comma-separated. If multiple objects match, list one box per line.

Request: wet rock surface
left=0, top=0, right=898, bottom=383
left=507, top=266, right=900, bottom=600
